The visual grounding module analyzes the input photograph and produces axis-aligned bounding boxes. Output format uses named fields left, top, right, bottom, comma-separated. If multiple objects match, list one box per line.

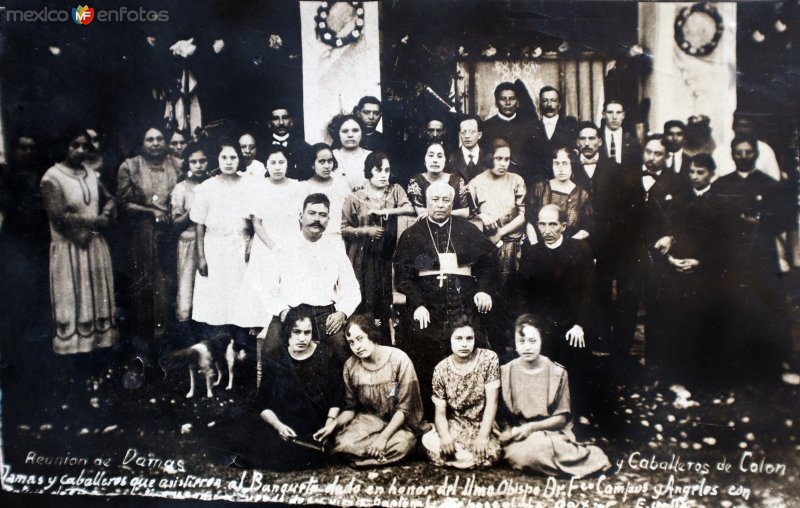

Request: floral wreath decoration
left=315, top=1, right=365, bottom=48
left=674, top=2, right=724, bottom=57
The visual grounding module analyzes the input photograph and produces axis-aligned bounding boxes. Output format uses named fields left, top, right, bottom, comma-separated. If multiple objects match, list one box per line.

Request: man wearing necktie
left=267, top=106, right=312, bottom=180
left=613, top=134, right=687, bottom=369
left=663, top=120, right=692, bottom=178
left=447, top=115, right=490, bottom=184
left=598, top=99, right=641, bottom=170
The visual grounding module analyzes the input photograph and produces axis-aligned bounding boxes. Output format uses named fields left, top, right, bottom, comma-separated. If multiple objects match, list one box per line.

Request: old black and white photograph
left=0, top=1, right=798, bottom=507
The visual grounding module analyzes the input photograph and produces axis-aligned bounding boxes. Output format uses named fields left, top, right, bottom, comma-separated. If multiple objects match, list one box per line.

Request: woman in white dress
left=305, top=143, right=352, bottom=246
left=190, top=141, right=250, bottom=327
left=234, top=146, right=304, bottom=329
left=329, top=114, right=371, bottom=191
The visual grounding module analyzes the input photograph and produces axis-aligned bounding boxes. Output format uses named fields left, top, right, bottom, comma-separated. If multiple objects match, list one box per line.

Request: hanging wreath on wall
left=315, top=1, right=365, bottom=49
left=674, top=3, right=724, bottom=57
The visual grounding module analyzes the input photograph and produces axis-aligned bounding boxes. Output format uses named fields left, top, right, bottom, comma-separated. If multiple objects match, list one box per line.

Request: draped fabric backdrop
left=458, top=58, right=606, bottom=124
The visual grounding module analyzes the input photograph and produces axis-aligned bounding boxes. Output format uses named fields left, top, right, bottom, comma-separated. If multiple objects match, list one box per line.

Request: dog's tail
left=159, top=347, right=200, bottom=372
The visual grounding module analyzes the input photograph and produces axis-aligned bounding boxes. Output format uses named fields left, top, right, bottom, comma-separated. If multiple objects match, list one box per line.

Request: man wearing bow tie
left=613, top=134, right=688, bottom=367
left=267, top=106, right=312, bottom=180
left=570, top=122, right=622, bottom=353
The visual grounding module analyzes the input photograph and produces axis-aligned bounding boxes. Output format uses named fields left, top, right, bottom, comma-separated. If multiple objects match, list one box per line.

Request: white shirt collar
left=542, top=115, right=559, bottom=126
left=272, top=133, right=290, bottom=142
left=544, top=235, right=564, bottom=250
left=694, top=185, right=710, bottom=196
left=461, top=145, right=480, bottom=160
left=497, top=112, right=517, bottom=122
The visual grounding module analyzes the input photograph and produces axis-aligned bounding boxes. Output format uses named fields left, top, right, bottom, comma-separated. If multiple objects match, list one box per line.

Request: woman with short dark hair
left=341, top=153, right=414, bottom=335
left=316, top=314, right=423, bottom=466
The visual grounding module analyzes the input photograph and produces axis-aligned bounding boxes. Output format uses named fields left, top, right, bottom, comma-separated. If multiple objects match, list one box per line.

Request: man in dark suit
left=570, top=121, right=621, bottom=352
left=482, top=82, right=541, bottom=184
left=598, top=99, right=641, bottom=170
left=708, top=134, right=797, bottom=380
left=354, top=96, right=386, bottom=153
left=663, top=120, right=692, bottom=177
left=613, top=134, right=688, bottom=365
left=448, top=115, right=491, bottom=184
left=533, top=86, right=578, bottom=171
left=658, top=154, right=722, bottom=381
left=268, top=106, right=312, bottom=180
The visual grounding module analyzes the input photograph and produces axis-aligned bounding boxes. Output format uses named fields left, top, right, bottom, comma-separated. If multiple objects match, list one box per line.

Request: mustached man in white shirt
left=263, top=193, right=361, bottom=363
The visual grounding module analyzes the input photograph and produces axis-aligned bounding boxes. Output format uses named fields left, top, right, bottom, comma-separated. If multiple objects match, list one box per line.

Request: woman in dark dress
left=406, top=142, right=470, bottom=219
left=341, top=152, right=414, bottom=336
left=238, top=306, right=344, bottom=470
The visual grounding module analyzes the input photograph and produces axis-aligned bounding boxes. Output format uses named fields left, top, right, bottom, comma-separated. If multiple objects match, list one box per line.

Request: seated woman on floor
left=315, top=314, right=423, bottom=466
left=422, top=315, right=502, bottom=468
left=234, top=306, right=343, bottom=470
left=497, top=314, right=611, bottom=477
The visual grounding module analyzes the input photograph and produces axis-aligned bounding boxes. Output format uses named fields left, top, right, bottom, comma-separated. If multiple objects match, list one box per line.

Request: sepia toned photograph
left=0, top=1, right=798, bottom=507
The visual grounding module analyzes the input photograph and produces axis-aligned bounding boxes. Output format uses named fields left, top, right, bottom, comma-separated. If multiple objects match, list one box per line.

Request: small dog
left=160, top=334, right=247, bottom=398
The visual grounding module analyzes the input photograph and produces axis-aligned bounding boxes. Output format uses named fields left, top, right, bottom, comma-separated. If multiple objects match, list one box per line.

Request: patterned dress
left=499, top=356, right=610, bottom=477
left=422, top=348, right=502, bottom=468
left=41, top=163, right=117, bottom=354
left=528, top=181, right=594, bottom=239
left=334, top=347, right=423, bottom=466
left=406, top=173, right=469, bottom=213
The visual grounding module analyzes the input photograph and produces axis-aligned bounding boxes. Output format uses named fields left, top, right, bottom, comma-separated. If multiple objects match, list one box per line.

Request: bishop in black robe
left=393, top=216, right=498, bottom=411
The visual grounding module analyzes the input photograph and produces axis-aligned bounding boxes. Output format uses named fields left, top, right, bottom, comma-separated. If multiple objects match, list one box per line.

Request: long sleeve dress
left=333, top=347, right=424, bottom=466
left=341, top=184, right=411, bottom=331
left=247, top=343, right=343, bottom=470
left=528, top=181, right=594, bottom=239
left=498, top=357, right=610, bottom=477
left=116, top=155, right=180, bottom=342
left=406, top=172, right=469, bottom=213
left=422, top=348, right=502, bottom=468
left=41, top=163, right=117, bottom=354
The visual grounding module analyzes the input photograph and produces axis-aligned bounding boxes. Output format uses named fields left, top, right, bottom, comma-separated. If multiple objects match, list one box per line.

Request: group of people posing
left=9, top=81, right=797, bottom=472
